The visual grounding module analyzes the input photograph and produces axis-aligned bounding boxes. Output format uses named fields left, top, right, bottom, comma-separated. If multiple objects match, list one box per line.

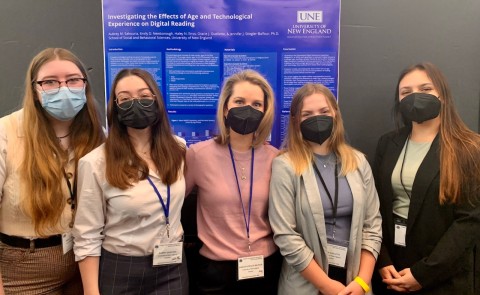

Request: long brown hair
left=105, top=69, right=185, bottom=189
left=393, top=62, right=480, bottom=205
left=215, top=70, right=275, bottom=147
left=21, top=48, right=105, bottom=236
left=283, top=83, right=359, bottom=175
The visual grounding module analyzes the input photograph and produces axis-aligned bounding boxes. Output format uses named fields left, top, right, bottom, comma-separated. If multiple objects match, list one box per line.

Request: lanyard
left=228, top=144, right=254, bottom=252
left=63, top=169, right=76, bottom=228
left=400, top=138, right=412, bottom=199
left=146, top=176, right=171, bottom=238
left=312, top=158, right=339, bottom=237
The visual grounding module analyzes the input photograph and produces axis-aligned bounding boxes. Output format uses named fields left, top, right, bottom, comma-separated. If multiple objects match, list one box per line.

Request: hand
left=379, top=265, right=408, bottom=292
left=320, top=279, right=345, bottom=295
left=383, top=268, right=422, bottom=292
left=379, top=265, right=401, bottom=280
left=337, top=280, right=364, bottom=295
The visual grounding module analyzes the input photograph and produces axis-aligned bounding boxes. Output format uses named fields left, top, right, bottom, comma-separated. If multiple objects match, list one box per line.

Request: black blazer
left=372, top=128, right=479, bottom=294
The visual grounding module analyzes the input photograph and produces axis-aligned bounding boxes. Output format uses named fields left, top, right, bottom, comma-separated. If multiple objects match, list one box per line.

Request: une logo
left=297, top=11, right=323, bottom=23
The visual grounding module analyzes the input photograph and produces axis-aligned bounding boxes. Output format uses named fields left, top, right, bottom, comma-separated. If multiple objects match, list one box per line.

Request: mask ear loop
left=223, top=102, right=231, bottom=128
left=31, top=80, right=43, bottom=105
left=253, top=106, right=266, bottom=141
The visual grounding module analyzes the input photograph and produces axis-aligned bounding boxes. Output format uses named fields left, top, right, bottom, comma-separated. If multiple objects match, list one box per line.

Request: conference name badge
left=237, top=255, right=264, bottom=280
left=153, top=241, right=183, bottom=266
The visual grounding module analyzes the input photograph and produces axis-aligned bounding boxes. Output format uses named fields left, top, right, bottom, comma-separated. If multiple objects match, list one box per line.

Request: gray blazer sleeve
left=269, top=156, right=314, bottom=272
left=357, top=153, right=382, bottom=258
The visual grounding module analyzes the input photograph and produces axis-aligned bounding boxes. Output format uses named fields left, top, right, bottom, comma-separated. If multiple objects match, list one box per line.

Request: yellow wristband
left=354, top=276, right=370, bottom=293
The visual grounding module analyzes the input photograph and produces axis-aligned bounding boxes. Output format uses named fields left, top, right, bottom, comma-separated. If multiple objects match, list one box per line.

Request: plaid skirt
left=0, top=242, right=82, bottom=294
left=99, top=248, right=189, bottom=295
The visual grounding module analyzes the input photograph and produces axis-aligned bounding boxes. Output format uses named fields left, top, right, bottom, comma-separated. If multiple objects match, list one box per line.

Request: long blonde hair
left=21, top=48, right=105, bottom=236
left=283, top=83, right=359, bottom=175
left=215, top=70, right=275, bottom=147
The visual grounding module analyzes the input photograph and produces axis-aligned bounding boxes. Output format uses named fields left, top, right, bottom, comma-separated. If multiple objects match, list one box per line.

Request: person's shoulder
left=379, top=127, right=409, bottom=142
left=272, top=152, right=293, bottom=168
left=351, top=149, right=370, bottom=168
left=351, top=149, right=365, bottom=159
left=260, top=142, right=279, bottom=155
left=188, top=138, right=217, bottom=153
left=0, top=110, right=24, bottom=140
left=80, top=143, right=106, bottom=164
left=173, top=135, right=186, bottom=147
left=271, top=152, right=297, bottom=177
left=0, top=109, right=22, bottom=126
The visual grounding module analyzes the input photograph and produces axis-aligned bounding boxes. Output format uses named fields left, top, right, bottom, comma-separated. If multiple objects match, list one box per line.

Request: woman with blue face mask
left=372, top=62, right=480, bottom=294
left=0, top=48, right=105, bottom=293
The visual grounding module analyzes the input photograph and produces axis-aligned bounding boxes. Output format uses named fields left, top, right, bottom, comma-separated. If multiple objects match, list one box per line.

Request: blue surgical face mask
left=40, top=87, right=87, bottom=121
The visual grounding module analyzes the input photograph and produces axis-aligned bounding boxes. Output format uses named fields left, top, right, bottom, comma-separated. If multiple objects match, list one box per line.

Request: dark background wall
left=1, top=0, right=479, bottom=160
left=0, top=1, right=105, bottom=120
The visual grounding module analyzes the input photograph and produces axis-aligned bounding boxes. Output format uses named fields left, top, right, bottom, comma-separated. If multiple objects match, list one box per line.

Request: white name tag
left=327, top=242, right=348, bottom=268
left=394, top=223, right=407, bottom=247
left=153, top=241, right=183, bottom=266
left=62, top=232, right=73, bottom=255
left=237, top=255, right=264, bottom=280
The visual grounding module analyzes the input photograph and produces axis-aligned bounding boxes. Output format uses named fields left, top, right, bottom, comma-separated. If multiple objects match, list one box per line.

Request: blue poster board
left=102, top=0, right=340, bottom=147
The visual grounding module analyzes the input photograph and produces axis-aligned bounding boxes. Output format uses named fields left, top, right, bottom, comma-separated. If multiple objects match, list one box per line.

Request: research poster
left=102, top=0, right=340, bottom=147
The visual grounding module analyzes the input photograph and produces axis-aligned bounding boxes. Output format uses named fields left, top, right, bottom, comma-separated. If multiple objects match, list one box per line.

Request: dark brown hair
left=105, top=68, right=185, bottom=189
left=394, top=62, right=480, bottom=205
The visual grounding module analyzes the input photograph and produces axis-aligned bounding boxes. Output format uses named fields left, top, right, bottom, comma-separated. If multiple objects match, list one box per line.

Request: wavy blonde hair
left=21, top=48, right=105, bottom=236
left=215, top=70, right=275, bottom=147
left=283, top=83, right=359, bottom=175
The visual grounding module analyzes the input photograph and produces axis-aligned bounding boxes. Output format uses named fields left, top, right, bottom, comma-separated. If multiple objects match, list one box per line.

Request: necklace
left=135, top=140, right=151, bottom=156
left=316, top=153, right=336, bottom=168
left=240, top=166, right=247, bottom=180
left=56, top=132, right=71, bottom=140
left=229, top=147, right=251, bottom=181
left=56, top=133, right=71, bottom=149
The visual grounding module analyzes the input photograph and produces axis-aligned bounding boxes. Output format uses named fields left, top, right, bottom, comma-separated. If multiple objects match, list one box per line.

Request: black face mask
left=117, top=99, right=160, bottom=129
left=399, top=93, right=441, bottom=123
left=225, top=105, right=264, bottom=135
left=300, top=115, right=334, bottom=145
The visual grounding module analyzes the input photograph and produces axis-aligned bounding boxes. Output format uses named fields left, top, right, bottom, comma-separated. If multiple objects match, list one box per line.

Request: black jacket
left=372, top=128, right=479, bottom=294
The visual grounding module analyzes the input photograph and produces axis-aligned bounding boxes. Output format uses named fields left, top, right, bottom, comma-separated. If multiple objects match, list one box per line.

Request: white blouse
left=72, top=141, right=185, bottom=261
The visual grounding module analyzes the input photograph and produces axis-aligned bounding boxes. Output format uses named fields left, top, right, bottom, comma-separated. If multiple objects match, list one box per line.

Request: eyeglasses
left=33, top=78, right=87, bottom=94
left=115, top=96, right=156, bottom=110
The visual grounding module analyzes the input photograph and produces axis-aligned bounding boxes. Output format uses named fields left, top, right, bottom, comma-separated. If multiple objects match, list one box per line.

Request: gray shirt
left=313, top=153, right=353, bottom=244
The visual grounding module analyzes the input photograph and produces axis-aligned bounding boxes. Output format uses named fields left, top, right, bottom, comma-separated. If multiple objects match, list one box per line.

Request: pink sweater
left=185, top=139, right=278, bottom=260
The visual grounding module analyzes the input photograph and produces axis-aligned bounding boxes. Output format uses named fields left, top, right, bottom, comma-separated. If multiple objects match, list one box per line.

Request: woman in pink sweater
left=185, top=69, right=281, bottom=294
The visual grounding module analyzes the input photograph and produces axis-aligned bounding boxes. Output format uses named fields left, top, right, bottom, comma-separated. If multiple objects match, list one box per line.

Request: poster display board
left=102, top=0, right=340, bottom=146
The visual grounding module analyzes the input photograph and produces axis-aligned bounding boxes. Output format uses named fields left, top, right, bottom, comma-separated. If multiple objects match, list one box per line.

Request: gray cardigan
left=269, top=151, right=382, bottom=295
